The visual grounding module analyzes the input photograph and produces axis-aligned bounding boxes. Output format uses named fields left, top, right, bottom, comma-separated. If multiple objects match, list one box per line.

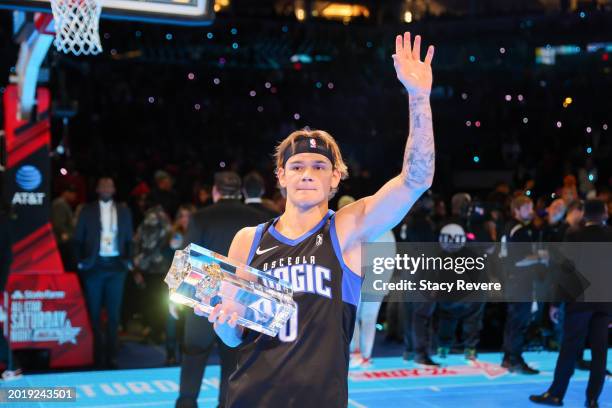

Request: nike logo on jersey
left=256, top=245, right=278, bottom=255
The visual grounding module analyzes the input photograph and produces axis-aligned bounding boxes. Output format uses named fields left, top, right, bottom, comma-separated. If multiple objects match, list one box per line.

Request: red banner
left=1, top=273, right=93, bottom=368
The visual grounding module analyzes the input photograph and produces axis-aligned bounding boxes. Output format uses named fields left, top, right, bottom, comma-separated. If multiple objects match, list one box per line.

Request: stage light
left=586, top=126, right=592, bottom=133
left=265, top=82, right=271, bottom=89
left=148, top=97, right=155, bottom=103
left=57, top=145, right=65, bottom=154
left=257, top=106, right=264, bottom=112
left=466, top=120, right=472, bottom=127
left=586, top=147, right=592, bottom=154
left=230, top=28, right=237, bottom=35
left=475, top=121, right=481, bottom=128
left=500, top=47, right=506, bottom=54
left=556, top=121, right=562, bottom=128
left=220, top=161, right=226, bottom=168
left=207, top=32, right=213, bottom=39
left=580, top=11, right=586, bottom=18
left=328, top=82, right=334, bottom=89
left=188, top=73, right=195, bottom=80
left=604, top=124, right=608, bottom=130
left=213, top=78, right=220, bottom=85
left=194, top=104, right=201, bottom=110
left=404, top=11, right=412, bottom=23
left=505, top=95, right=512, bottom=101
left=60, top=168, right=67, bottom=175
left=473, top=156, right=480, bottom=163
left=588, top=174, right=595, bottom=181
left=232, top=42, right=239, bottom=49
left=461, top=93, right=468, bottom=100
left=517, top=94, right=524, bottom=101
left=469, top=55, right=476, bottom=62
left=526, top=190, right=531, bottom=196
left=249, top=90, right=256, bottom=97
left=551, top=193, right=556, bottom=198
left=294, top=113, right=301, bottom=120
left=296, top=8, right=306, bottom=21
left=315, top=82, right=322, bottom=89
left=166, top=33, right=173, bottom=41
left=523, top=117, right=529, bottom=124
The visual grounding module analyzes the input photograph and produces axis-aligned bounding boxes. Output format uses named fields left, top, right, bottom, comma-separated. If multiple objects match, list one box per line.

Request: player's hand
left=392, top=32, right=434, bottom=96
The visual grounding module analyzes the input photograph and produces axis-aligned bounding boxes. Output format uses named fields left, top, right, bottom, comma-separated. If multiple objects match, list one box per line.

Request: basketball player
left=197, top=32, right=436, bottom=407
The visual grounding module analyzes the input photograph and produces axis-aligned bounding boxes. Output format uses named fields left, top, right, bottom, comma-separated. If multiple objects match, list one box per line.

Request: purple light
left=466, top=120, right=472, bottom=127
left=188, top=73, right=195, bottom=80
left=556, top=121, right=562, bottom=128
left=586, top=126, right=592, bottom=133
left=249, top=90, right=256, bottom=97
left=327, top=82, right=334, bottom=89
left=213, top=78, right=220, bottom=85
left=60, top=168, right=67, bottom=176
left=505, top=95, right=512, bottom=102
left=294, top=113, right=301, bottom=120
left=265, top=82, right=272, bottom=89
left=194, top=104, right=201, bottom=110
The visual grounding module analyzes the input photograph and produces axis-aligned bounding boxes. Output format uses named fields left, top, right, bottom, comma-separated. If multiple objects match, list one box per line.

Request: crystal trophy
left=165, top=243, right=296, bottom=337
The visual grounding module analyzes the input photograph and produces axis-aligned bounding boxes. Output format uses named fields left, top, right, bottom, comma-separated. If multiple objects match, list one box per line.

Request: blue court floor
left=0, top=351, right=610, bottom=407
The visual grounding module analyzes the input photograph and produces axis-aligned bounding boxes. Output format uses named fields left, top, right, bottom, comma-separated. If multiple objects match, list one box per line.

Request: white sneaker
left=1, top=369, right=23, bottom=381
left=349, top=355, right=364, bottom=368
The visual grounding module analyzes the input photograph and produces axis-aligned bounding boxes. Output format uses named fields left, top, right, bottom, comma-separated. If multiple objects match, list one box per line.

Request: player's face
left=278, top=153, right=340, bottom=208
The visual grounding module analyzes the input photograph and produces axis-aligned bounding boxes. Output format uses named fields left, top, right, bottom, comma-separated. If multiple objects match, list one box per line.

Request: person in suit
left=74, top=177, right=133, bottom=369
left=530, top=199, right=611, bottom=408
left=242, top=171, right=279, bottom=219
left=176, top=171, right=268, bottom=408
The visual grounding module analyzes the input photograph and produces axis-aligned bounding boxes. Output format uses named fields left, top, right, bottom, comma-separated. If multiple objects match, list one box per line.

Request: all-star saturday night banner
left=1, top=84, right=93, bottom=367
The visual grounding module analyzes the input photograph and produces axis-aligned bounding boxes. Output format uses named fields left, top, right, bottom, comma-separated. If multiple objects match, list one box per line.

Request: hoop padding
left=50, top=0, right=103, bottom=55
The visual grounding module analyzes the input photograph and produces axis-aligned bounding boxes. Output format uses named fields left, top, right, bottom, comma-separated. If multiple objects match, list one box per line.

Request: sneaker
left=437, top=347, right=449, bottom=359
left=349, top=355, right=364, bottom=368
left=529, top=392, right=563, bottom=406
left=508, top=359, right=539, bottom=375
left=360, top=358, right=372, bottom=368
left=415, top=354, right=440, bottom=367
left=464, top=348, right=478, bottom=361
left=1, top=369, right=23, bottom=381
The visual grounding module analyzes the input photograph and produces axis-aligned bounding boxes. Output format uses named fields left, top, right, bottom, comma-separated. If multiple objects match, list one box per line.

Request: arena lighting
left=404, top=11, right=412, bottom=23
left=214, top=0, right=229, bottom=12
left=320, top=3, right=370, bottom=20
left=296, top=8, right=306, bottom=21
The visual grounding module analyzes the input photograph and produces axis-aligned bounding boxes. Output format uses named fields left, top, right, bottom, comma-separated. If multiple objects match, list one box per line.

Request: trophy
left=164, top=243, right=296, bottom=337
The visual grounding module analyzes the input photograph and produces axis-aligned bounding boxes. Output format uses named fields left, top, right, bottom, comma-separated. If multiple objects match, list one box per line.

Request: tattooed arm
left=336, top=32, right=435, bottom=244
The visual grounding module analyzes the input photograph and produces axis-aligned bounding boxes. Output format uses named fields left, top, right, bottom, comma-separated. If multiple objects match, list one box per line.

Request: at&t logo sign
left=12, top=165, right=45, bottom=205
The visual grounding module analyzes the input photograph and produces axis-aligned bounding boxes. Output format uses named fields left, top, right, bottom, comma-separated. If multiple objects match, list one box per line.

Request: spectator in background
left=339, top=195, right=396, bottom=369
left=530, top=200, right=611, bottom=408
left=132, top=202, right=172, bottom=346
left=193, top=184, right=212, bottom=208
left=51, top=185, right=78, bottom=270
left=149, top=170, right=180, bottom=220
left=242, top=171, right=279, bottom=219
left=565, top=200, right=584, bottom=232
left=74, top=177, right=133, bottom=369
left=166, top=204, right=195, bottom=365
left=176, top=172, right=268, bottom=408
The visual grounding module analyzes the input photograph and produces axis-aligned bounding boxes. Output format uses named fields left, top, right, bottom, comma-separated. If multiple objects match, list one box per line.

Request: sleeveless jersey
left=226, top=210, right=362, bottom=408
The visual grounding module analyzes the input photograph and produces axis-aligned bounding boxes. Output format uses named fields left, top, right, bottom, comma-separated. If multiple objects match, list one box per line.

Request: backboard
left=0, top=0, right=214, bottom=25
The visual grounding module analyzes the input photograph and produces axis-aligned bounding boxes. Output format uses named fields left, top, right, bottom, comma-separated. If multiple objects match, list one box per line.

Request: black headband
left=282, top=137, right=335, bottom=167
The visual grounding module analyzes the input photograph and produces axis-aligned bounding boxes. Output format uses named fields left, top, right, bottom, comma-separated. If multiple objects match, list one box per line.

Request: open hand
left=393, top=32, right=434, bottom=95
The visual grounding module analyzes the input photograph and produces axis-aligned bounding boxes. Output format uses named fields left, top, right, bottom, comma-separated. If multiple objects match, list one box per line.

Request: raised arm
left=337, top=32, right=435, bottom=242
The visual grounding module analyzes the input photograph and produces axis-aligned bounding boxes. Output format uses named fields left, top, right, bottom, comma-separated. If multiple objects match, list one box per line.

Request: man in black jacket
left=74, top=177, right=133, bottom=368
left=530, top=199, right=611, bottom=407
left=176, top=171, right=268, bottom=408
left=242, top=171, right=279, bottom=219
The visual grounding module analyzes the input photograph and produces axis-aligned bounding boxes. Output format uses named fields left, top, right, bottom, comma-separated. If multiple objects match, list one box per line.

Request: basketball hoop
left=50, top=0, right=103, bottom=55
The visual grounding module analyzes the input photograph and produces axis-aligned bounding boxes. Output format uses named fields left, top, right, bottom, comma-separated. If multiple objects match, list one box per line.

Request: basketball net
left=50, top=0, right=103, bottom=55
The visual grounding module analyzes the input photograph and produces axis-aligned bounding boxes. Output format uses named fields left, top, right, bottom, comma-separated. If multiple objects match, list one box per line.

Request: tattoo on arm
left=400, top=94, right=435, bottom=188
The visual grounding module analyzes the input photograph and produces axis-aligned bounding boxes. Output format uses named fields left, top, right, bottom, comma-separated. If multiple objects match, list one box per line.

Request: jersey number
left=278, top=304, right=298, bottom=343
